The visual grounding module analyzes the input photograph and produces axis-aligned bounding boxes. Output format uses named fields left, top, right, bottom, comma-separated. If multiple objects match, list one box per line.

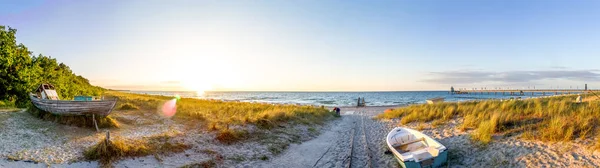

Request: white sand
left=252, top=106, right=400, bottom=168
left=254, top=106, right=600, bottom=168
left=0, top=108, right=329, bottom=167
left=3, top=106, right=600, bottom=167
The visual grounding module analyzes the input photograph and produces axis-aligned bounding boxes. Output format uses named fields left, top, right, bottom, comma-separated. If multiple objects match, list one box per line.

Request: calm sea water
left=126, top=91, right=558, bottom=107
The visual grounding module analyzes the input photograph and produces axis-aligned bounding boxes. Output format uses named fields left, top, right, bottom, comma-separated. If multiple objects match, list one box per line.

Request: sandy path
left=254, top=106, right=399, bottom=168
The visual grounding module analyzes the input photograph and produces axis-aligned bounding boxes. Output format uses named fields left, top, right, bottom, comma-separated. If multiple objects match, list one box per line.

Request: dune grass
left=84, top=133, right=190, bottom=166
left=117, top=102, right=139, bottom=110
left=377, top=94, right=600, bottom=145
left=104, top=91, right=334, bottom=143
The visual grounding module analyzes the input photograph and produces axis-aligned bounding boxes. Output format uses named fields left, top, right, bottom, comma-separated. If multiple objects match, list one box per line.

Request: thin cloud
left=422, top=70, right=600, bottom=84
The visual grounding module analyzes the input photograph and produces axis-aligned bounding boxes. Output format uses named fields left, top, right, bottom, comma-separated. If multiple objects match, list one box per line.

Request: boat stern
left=396, top=150, right=448, bottom=168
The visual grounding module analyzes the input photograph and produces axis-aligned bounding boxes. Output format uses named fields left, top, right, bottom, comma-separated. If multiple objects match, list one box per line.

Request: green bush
left=0, top=25, right=104, bottom=107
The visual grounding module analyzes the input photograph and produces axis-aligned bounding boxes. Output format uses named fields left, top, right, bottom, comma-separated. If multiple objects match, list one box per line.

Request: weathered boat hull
left=29, top=94, right=117, bottom=116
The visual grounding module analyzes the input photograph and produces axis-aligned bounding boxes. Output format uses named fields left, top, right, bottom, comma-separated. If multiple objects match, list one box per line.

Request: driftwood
left=105, top=131, right=111, bottom=145
left=29, top=94, right=117, bottom=116
left=93, top=114, right=99, bottom=132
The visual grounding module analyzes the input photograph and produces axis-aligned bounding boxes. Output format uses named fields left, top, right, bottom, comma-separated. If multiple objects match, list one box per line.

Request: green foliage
left=0, top=25, right=104, bottom=107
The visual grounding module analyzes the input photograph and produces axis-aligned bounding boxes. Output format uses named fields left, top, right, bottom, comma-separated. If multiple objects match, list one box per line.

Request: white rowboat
left=386, top=127, right=448, bottom=168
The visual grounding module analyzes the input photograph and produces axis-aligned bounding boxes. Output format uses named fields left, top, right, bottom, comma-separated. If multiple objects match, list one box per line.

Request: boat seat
left=392, top=137, right=425, bottom=148
left=412, top=147, right=439, bottom=161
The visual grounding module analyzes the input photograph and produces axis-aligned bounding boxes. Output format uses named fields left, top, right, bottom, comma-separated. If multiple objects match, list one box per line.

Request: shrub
left=117, top=103, right=139, bottom=110
left=84, top=133, right=190, bottom=166
left=215, top=129, right=248, bottom=144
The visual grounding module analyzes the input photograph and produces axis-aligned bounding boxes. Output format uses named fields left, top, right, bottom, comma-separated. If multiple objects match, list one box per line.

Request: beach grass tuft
left=377, top=94, right=600, bottom=144
left=215, top=129, right=248, bottom=144
left=84, top=133, right=190, bottom=166
left=117, top=102, right=139, bottom=110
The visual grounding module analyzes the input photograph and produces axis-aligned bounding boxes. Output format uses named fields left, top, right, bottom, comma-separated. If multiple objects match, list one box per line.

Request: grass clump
left=431, top=120, right=444, bottom=128
left=84, top=133, right=190, bottom=166
left=84, top=137, right=150, bottom=164
left=117, top=102, right=139, bottom=110
left=215, top=129, right=248, bottom=144
left=378, top=94, right=600, bottom=144
left=472, top=121, right=494, bottom=145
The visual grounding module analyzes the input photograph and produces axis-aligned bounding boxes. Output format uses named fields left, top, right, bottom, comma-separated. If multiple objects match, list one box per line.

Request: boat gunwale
left=386, top=127, right=447, bottom=163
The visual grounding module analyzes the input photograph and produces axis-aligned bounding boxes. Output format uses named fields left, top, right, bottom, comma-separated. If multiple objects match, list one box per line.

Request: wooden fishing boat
left=426, top=97, right=444, bottom=104
left=29, top=83, right=117, bottom=116
left=386, top=127, right=448, bottom=168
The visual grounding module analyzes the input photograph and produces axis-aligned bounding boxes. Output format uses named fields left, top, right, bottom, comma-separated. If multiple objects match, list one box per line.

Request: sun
left=181, top=79, right=212, bottom=95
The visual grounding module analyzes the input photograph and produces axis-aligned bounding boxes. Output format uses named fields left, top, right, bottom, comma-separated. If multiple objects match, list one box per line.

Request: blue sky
left=2, top=0, right=600, bottom=91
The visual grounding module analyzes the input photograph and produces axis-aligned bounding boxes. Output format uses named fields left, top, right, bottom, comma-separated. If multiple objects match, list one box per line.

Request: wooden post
left=93, top=114, right=99, bottom=132
left=105, top=131, right=111, bottom=145
left=361, top=97, right=365, bottom=107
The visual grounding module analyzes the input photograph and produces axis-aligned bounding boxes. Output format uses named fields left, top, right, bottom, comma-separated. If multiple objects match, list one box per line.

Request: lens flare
left=161, top=98, right=178, bottom=118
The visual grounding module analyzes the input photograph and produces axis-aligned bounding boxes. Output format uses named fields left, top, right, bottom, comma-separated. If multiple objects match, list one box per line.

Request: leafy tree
left=0, top=25, right=104, bottom=107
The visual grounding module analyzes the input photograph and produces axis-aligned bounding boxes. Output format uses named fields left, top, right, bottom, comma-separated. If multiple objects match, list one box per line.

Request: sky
left=2, top=0, right=600, bottom=91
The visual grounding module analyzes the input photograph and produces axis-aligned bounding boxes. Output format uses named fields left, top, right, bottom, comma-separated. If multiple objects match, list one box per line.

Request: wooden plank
left=30, top=94, right=116, bottom=116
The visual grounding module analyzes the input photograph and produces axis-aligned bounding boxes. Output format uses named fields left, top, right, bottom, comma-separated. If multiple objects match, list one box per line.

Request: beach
left=3, top=98, right=600, bottom=167
left=256, top=105, right=600, bottom=168
left=0, top=108, right=329, bottom=167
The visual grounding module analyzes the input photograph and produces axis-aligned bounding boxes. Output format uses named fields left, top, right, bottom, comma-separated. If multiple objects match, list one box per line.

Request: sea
left=125, top=91, right=560, bottom=107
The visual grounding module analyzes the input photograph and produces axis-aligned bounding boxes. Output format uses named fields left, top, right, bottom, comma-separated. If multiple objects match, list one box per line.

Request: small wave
left=317, top=100, right=336, bottom=104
